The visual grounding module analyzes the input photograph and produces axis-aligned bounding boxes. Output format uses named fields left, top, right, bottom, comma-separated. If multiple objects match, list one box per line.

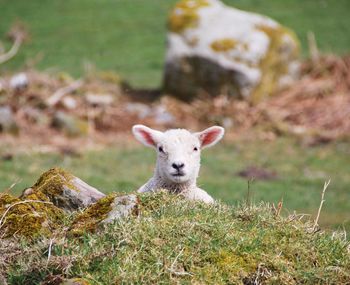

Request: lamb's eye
left=158, top=146, right=164, bottom=153
left=193, top=147, right=198, bottom=151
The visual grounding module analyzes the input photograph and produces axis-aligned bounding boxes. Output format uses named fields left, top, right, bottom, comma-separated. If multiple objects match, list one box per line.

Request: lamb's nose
left=172, top=162, right=185, bottom=170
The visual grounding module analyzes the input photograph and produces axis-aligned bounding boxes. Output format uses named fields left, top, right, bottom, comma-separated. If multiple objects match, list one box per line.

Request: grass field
left=1, top=137, right=349, bottom=231
left=1, top=0, right=350, bottom=87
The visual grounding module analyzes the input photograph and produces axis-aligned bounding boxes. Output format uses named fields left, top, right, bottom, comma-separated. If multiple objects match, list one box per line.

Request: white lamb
left=132, top=124, right=225, bottom=203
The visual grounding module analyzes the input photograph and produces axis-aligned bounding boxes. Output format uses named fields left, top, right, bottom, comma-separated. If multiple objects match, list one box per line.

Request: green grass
left=1, top=0, right=350, bottom=87
left=3, top=193, right=350, bottom=284
left=1, top=137, right=349, bottom=231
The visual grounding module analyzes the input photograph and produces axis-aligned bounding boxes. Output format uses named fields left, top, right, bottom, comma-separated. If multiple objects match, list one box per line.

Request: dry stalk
left=4, top=178, right=21, bottom=194
left=168, top=247, right=193, bottom=276
left=0, top=37, right=22, bottom=65
left=307, top=31, right=319, bottom=62
left=312, top=179, right=331, bottom=232
left=46, top=79, right=83, bottom=106
left=46, top=238, right=54, bottom=267
left=272, top=197, right=283, bottom=218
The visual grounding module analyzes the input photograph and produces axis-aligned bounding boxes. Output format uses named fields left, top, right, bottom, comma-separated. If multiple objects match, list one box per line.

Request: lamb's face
left=132, top=125, right=225, bottom=185
left=156, top=129, right=201, bottom=184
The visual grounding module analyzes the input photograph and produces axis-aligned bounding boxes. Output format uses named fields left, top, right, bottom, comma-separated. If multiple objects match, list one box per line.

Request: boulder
left=163, top=0, right=300, bottom=102
left=21, top=168, right=106, bottom=212
left=0, top=168, right=106, bottom=239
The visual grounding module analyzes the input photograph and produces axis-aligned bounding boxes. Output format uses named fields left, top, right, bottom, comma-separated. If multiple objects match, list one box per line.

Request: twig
left=272, top=197, right=283, bottom=218
left=0, top=200, right=53, bottom=228
left=46, top=238, right=54, bottom=266
left=0, top=37, right=22, bottom=65
left=307, top=31, right=319, bottom=62
left=312, top=180, right=331, bottom=232
left=168, top=247, right=193, bottom=276
left=4, top=178, right=22, bottom=194
left=46, top=79, right=83, bottom=107
left=246, top=178, right=254, bottom=207
left=168, top=268, right=193, bottom=276
left=170, top=247, right=184, bottom=270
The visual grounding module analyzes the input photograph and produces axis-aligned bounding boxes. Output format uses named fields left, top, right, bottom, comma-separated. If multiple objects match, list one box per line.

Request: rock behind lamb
left=163, top=0, right=300, bottom=102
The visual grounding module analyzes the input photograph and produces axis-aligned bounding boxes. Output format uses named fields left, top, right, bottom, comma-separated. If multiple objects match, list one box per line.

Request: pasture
left=1, top=137, right=349, bottom=231
left=0, top=0, right=350, bottom=87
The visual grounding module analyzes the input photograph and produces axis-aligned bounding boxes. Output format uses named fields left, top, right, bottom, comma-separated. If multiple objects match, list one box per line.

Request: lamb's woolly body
left=133, top=125, right=224, bottom=204
left=138, top=176, right=214, bottom=204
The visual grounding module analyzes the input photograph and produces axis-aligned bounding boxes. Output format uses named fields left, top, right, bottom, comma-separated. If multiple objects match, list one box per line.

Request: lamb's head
left=132, top=125, right=224, bottom=185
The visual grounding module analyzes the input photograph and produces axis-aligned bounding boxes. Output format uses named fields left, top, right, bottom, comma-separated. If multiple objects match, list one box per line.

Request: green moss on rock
left=0, top=192, right=64, bottom=239
left=252, top=24, right=300, bottom=103
left=211, top=38, right=237, bottom=52
left=69, top=193, right=117, bottom=236
left=168, top=0, right=209, bottom=33
left=21, top=168, right=79, bottom=210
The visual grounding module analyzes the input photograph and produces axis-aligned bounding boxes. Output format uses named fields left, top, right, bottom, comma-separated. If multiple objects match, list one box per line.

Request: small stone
left=52, top=111, right=89, bottom=136
left=22, top=107, right=46, bottom=124
left=9, top=72, right=28, bottom=91
left=153, top=106, right=175, bottom=124
left=125, top=103, right=152, bottom=118
left=0, top=79, right=4, bottom=93
left=85, top=93, right=114, bottom=106
left=0, top=106, right=19, bottom=134
left=222, top=117, right=233, bottom=129
left=102, top=194, right=138, bottom=224
left=62, top=96, right=77, bottom=109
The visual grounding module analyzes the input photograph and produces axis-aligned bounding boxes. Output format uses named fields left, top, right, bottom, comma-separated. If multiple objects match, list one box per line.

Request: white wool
left=132, top=125, right=225, bottom=203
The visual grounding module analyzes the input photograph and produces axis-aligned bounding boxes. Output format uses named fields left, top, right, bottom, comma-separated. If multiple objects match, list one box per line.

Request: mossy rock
left=21, top=168, right=105, bottom=212
left=0, top=192, right=64, bottom=239
left=164, top=0, right=300, bottom=102
left=70, top=193, right=138, bottom=236
left=0, top=168, right=106, bottom=239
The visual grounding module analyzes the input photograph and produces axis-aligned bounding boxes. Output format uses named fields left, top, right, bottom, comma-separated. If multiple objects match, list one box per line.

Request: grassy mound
left=2, top=192, right=349, bottom=284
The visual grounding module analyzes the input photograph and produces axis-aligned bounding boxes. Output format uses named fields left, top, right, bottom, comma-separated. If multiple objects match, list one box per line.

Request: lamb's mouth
left=171, top=172, right=185, bottom=177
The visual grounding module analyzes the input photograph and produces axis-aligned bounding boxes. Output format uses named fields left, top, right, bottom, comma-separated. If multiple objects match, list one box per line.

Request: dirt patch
left=237, top=166, right=278, bottom=181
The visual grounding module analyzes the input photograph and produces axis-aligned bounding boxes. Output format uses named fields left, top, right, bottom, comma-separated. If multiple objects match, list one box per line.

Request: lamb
left=132, top=124, right=225, bottom=203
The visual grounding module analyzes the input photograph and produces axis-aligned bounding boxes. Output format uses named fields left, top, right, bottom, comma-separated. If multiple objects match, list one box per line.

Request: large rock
left=0, top=168, right=140, bottom=239
left=21, top=168, right=106, bottom=212
left=163, top=0, right=300, bottom=102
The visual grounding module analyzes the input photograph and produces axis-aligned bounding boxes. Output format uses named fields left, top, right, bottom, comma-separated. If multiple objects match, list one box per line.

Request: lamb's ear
left=132, top=124, right=163, bottom=148
left=195, top=126, right=225, bottom=149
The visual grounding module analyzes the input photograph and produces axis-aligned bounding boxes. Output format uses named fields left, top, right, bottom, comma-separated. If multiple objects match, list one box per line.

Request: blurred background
left=0, top=0, right=349, bottom=231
